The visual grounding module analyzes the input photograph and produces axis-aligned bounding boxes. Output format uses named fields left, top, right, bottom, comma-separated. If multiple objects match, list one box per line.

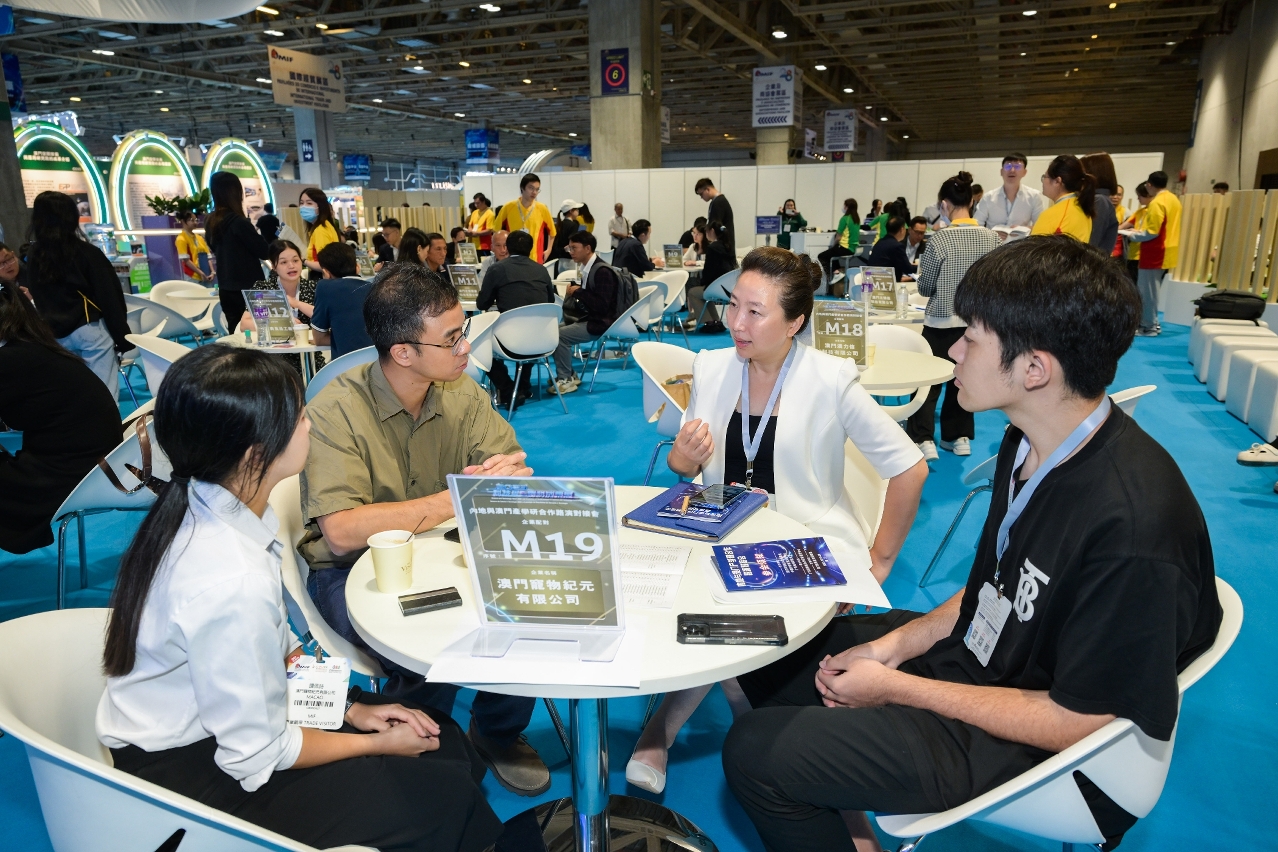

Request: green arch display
left=109, top=130, right=198, bottom=230
left=13, top=120, right=109, bottom=224
left=201, top=138, right=277, bottom=216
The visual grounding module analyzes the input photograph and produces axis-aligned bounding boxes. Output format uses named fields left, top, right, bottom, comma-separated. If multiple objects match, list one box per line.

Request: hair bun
left=956, top=171, right=974, bottom=186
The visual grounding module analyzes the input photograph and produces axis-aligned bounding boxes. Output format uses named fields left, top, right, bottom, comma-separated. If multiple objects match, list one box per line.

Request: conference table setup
left=214, top=330, right=330, bottom=383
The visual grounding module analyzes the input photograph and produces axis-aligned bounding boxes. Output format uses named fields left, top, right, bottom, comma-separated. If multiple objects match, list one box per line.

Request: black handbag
left=1194, top=290, right=1267, bottom=322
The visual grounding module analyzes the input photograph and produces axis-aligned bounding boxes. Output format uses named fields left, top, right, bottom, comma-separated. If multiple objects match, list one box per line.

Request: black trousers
left=905, top=325, right=973, bottom=444
left=219, top=289, right=246, bottom=333
left=111, top=694, right=504, bottom=852
left=727, top=614, right=1134, bottom=852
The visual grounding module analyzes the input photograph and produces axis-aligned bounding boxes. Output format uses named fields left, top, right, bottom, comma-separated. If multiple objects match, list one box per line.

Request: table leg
left=570, top=698, right=609, bottom=851
left=301, top=352, right=316, bottom=385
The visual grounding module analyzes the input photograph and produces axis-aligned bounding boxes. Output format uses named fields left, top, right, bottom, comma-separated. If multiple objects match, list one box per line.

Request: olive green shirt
left=299, top=361, right=521, bottom=569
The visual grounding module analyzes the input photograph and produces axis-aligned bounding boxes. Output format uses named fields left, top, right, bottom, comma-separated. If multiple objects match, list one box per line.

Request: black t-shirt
left=376, top=243, right=396, bottom=265
left=907, top=408, right=1221, bottom=743
left=723, top=412, right=776, bottom=493
left=708, top=194, right=734, bottom=249
left=679, top=229, right=695, bottom=249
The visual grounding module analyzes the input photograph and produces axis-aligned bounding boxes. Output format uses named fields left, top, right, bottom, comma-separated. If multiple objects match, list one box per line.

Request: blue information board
left=756, top=215, right=782, bottom=235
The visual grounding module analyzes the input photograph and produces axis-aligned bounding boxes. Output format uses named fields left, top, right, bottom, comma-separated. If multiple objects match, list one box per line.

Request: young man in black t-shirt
left=724, top=235, right=1222, bottom=852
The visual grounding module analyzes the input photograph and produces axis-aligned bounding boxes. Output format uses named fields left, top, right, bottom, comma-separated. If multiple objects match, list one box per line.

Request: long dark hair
left=397, top=227, right=429, bottom=266
left=1079, top=152, right=1118, bottom=195
left=204, top=171, right=245, bottom=246
left=103, top=346, right=304, bottom=677
left=26, top=191, right=86, bottom=292
left=843, top=198, right=859, bottom=222
left=938, top=171, right=976, bottom=212
left=1046, top=155, right=1096, bottom=219
left=577, top=203, right=595, bottom=225
left=299, top=187, right=336, bottom=237
left=706, top=219, right=734, bottom=258
left=0, top=277, right=76, bottom=358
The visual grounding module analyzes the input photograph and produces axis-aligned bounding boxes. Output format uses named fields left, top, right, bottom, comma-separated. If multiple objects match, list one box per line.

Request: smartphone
left=692, top=484, right=749, bottom=510
left=398, top=587, right=462, bottom=616
left=676, top=613, right=788, bottom=646
left=444, top=527, right=460, bottom=543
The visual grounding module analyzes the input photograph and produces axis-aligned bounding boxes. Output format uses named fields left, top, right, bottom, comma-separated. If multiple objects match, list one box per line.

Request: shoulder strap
left=98, top=414, right=166, bottom=495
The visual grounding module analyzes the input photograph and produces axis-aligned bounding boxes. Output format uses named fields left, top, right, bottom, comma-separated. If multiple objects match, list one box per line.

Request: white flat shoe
left=626, top=758, right=666, bottom=794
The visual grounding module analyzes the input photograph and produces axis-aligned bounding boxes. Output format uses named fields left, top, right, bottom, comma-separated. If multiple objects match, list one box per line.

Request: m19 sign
left=601, top=48, right=629, bottom=95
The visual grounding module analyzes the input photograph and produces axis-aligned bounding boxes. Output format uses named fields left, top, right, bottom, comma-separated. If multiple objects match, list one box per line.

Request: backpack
left=1194, top=290, right=1266, bottom=322
left=611, top=265, right=639, bottom=319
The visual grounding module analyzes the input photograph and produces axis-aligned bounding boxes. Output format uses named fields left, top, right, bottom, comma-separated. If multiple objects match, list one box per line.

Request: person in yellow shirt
left=1032, top=155, right=1094, bottom=243
left=465, top=193, right=495, bottom=254
left=1143, top=170, right=1182, bottom=270
left=1119, top=182, right=1153, bottom=286
left=1112, top=185, right=1127, bottom=226
left=577, top=203, right=596, bottom=234
left=298, top=187, right=340, bottom=274
left=493, top=173, right=556, bottom=263
left=173, top=211, right=212, bottom=282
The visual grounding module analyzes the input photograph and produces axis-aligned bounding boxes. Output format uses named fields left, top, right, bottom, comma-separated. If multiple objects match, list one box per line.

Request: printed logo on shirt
left=1013, top=558, right=1050, bottom=622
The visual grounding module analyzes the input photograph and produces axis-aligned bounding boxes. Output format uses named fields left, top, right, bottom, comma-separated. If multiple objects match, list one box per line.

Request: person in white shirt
left=96, top=344, right=504, bottom=852
left=477, top=229, right=509, bottom=283
left=624, top=247, right=928, bottom=795
left=974, top=152, right=1049, bottom=236
left=608, top=202, right=630, bottom=249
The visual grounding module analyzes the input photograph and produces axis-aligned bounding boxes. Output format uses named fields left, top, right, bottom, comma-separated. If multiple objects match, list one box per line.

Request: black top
left=708, top=194, right=735, bottom=250
left=548, top=222, right=577, bottom=261
left=476, top=256, right=556, bottom=314
left=0, top=340, right=119, bottom=461
left=702, top=241, right=737, bottom=287
left=376, top=243, right=396, bottom=265
left=723, top=411, right=776, bottom=493
left=256, top=214, right=280, bottom=242
left=208, top=215, right=270, bottom=293
left=679, top=229, right=695, bottom=249
left=1089, top=191, right=1119, bottom=254
left=907, top=408, right=1222, bottom=743
left=311, top=277, right=375, bottom=360
left=25, top=240, right=130, bottom=349
left=866, top=235, right=915, bottom=280
left=612, top=236, right=655, bottom=278
left=575, top=259, right=620, bottom=336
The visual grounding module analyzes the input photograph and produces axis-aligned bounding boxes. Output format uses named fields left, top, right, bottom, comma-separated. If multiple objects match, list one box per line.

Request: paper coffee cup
left=368, top=530, right=414, bottom=593
left=293, top=325, right=310, bottom=345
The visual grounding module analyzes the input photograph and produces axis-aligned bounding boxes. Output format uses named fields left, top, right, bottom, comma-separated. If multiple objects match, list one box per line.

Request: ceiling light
left=1109, top=2, right=1117, bottom=7
left=772, top=29, right=787, bottom=38
left=522, top=78, right=531, bottom=84
left=814, top=64, right=827, bottom=71
left=372, top=98, right=383, bottom=103
left=154, top=89, right=163, bottom=94
left=39, top=99, right=49, bottom=104
left=91, top=48, right=114, bottom=56
left=1165, top=41, right=1176, bottom=46
left=866, top=105, right=873, bottom=109
left=569, top=132, right=578, bottom=137
left=454, top=112, right=465, bottom=117
left=1022, top=9, right=1037, bottom=15
left=413, top=65, right=425, bottom=71
left=1074, top=67, right=1079, bottom=71
left=1091, top=33, right=1098, bottom=38
left=160, top=107, right=169, bottom=112
left=459, top=61, right=470, bottom=67
left=315, top=23, right=329, bottom=30
left=264, top=29, right=284, bottom=36
left=69, top=96, right=81, bottom=102
left=903, top=134, right=909, bottom=139
left=843, top=87, right=854, bottom=93
left=256, top=5, right=279, bottom=14
left=880, top=116, right=888, bottom=121
left=255, top=77, right=271, bottom=83
left=1020, top=51, right=1027, bottom=56
left=724, top=133, right=730, bottom=137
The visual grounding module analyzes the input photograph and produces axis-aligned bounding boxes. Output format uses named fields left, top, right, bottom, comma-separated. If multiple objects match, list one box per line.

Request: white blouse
left=96, top=480, right=303, bottom=792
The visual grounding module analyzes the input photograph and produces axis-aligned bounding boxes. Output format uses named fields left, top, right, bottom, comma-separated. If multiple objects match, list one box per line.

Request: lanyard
left=739, top=343, right=797, bottom=487
left=994, top=397, right=1111, bottom=587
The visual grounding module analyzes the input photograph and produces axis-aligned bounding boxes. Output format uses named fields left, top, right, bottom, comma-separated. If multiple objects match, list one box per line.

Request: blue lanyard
left=996, top=397, right=1111, bottom=567
left=739, top=342, right=797, bottom=486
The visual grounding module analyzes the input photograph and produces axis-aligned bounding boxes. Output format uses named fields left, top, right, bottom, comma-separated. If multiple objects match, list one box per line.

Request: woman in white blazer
left=626, top=248, right=928, bottom=794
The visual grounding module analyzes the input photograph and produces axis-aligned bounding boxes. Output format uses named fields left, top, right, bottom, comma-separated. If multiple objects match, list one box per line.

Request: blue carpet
left=1, top=323, right=1273, bottom=851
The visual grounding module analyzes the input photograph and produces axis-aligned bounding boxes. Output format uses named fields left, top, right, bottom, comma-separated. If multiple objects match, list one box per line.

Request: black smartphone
left=398, top=587, right=462, bottom=616
left=444, top=527, right=461, bottom=543
left=691, top=484, right=749, bottom=510
left=676, top=613, right=788, bottom=646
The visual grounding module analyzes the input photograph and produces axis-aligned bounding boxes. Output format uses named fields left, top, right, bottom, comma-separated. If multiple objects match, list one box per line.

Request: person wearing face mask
left=776, top=199, right=807, bottom=250
left=298, top=188, right=341, bottom=274
left=1031, top=155, right=1095, bottom=243
left=624, top=247, right=928, bottom=795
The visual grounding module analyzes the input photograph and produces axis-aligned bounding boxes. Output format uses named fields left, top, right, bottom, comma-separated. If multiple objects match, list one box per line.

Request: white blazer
left=684, top=342, right=923, bottom=552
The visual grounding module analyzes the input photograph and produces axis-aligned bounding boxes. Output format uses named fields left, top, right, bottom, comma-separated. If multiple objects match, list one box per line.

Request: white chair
left=844, top=440, right=888, bottom=543
left=1246, top=361, right=1278, bottom=442
left=123, top=294, right=205, bottom=345
left=632, top=341, right=696, bottom=484
left=490, top=303, right=569, bottom=419
left=1208, top=339, right=1278, bottom=400
left=651, top=270, right=691, bottom=346
left=212, top=302, right=231, bottom=337
left=118, top=317, right=168, bottom=409
left=598, top=250, right=614, bottom=264
left=304, top=346, right=379, bottom=403
left=586, top=288, right=660, bottom=393
left=1109, top=384, right=1157, bottom=415
left=51, top=416, right=171, bottom=609
left=125, top=334, right=192, bottom=398
left=866, top=324, right=933, bottom=422
left=696, top=268, right=740, bottom=327
left=1225, top=350, right=1278, bottom=423
left=462, top=310, right=501, bottom=388
left=1188, top=317, right=1269, bottom=367
left=0, top=607, right=376, bottom=852
left=877, top=577, right=1243, bottom=851
left=148, top=280, right=216, bottom=326
left=643, top=280, right=668, bottom=338
left=1192, top=326, right=1275, bottom=378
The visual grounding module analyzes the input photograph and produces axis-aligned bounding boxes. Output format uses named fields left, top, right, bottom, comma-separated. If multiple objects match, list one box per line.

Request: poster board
left=108, top=130, right=197, bottom=231
left=752, top=65, right=800, bottom=128
left=448, top=264, right=480, bottom=302
left=13, top=120, right=108, bottom=223
left=810, top=300, right=866, bottom=365
left=202, top=138, right=277, bottom=224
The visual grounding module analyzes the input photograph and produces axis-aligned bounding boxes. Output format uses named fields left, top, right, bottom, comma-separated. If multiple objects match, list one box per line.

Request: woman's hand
left=668, top=419, right=713, bottom=477
left=346, top=702, right=440, bottom=737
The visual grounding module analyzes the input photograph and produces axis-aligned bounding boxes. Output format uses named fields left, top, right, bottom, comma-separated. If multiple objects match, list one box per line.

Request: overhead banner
left=825, top=109, right=857, bottom=153
left=804, top=128, right=817, bottom=159
left=753, top=65, right=800, bottom=128
left=601, top=48, right=629, bottom=96
left=13, top=120, right=108, bottom=223
left=343, top=153, right=371, bottom=181
left=660, top=106, right=670, bottom=144
left=201, top=138, right=277, bottom=222
left=465, top=128, right=500, bottom=164
left=109, top=130, right=197, bottom=230
left=267, top=45, right=346, bottom=113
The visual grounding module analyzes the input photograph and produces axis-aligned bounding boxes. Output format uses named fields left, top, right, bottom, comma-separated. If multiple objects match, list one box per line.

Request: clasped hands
left=814, top=640, right=903, bottom=710
left=462, top=451, right=532, bottom=477
left=345, top=702, right=442, bottom=755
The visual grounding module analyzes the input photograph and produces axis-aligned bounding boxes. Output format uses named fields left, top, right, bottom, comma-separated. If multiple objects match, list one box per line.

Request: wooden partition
left=1175, top=189, right=1278, bottom=302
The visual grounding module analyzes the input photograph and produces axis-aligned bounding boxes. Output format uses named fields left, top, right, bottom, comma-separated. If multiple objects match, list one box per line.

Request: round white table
left=214, top=332, right=331, bottom=383
left=858, top=348, right=954, bottom=392
left=346, top=485, right=836, bottom=852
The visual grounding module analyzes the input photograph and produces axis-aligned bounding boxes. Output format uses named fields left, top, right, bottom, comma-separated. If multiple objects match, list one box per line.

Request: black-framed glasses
left=401, top=317, right=471, bottom=356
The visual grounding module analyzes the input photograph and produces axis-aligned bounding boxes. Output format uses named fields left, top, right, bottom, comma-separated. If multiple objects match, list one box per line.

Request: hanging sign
left=108, top=130, right=198, bottom=231
left=342, top=153, right=371, bottom=181
left=465, top=128, right=500, bottom=165
left=752, top=65, right=800, bottom=128
left=825, top=110, right=857, bottom=153
left=804, top=128, right=817, bottom=159
left=14, top=120, right=108, bottom=223
left=601, top=48, right=629, bottom=96
left=267, top=45, right=346, bottom=113
left=660, top=105, right=671, bottom=144
left=202, top=138, right=277, bottom=222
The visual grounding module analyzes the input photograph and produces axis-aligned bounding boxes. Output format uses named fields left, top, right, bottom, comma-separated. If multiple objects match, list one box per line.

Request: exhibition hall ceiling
left=0, top=0, right=1232, bottom=163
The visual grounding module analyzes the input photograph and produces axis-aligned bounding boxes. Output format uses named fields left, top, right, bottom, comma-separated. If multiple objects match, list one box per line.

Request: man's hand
left=371, top=720, right=440, bottom=756
left=346, top=702, right=441, bottom=737
left=653, top=256, right=665, bottom=268
left=463, top=451, right=532, bottom=477
left=815, top=655, right=899, bottom=708
left=566, top=283, right=581, bottom=297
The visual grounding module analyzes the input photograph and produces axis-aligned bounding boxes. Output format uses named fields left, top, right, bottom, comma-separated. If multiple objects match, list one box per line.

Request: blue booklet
left=622, top=482, right=769, bottom=542
left=712, top=537, right=847, bottom=591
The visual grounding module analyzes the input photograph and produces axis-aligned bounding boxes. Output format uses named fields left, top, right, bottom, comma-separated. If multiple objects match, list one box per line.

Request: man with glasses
left=904, top=216, right=929, bottom=265
left=300, top=263, right=552, bottom=797
left=975, top=153, right=1048, bottom=237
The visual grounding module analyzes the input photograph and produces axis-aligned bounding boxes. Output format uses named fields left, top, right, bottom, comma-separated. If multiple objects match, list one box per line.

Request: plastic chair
left=211, top=303, right=231, bottom=337
left=587, top=288, right=660, bottom=393
left=632, top=341, right=696, bottom=484
left=304, top=346, right=379, bottom=403
left=1109, top=384, right=1157, bottom=414
left=643, top=280, right=668, bottom=338
left=123, top=294, right=205, bottom=345
left=877, top=577, right=1243, bottom=851
left=844, top=439, right=888, bottom=543
left=866, top=324, right=933, bottom=422
left=462, top=310, right=501, bottom=388
left=696, top=267, right=740, bottom=327
left=125, top=334, right=192, bottom=398
left=650, top=270, right=691, bottom=346
left=0, top=607, right=377, bottom=852
left=50, top=417, right=171, bottom=609
left=490, top=303, right=569, bottom=419
left=598, top=250, right=614, bottom=264
left=118, top=318, right=168, bottom=410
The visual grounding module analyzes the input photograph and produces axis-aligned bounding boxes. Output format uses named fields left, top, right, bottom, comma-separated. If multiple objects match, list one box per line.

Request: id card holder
left=287, top=652, right=350, bottom=729
left=963, top=582, right=1012, bottom=667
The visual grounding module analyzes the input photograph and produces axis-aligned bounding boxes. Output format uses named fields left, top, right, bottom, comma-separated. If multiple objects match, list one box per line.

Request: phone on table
left=691, top=484, right=749, bottom=510
left=676, top=613, right=788, bottom=646
left=399, top=587, right=462, bottom=616
left=444, top=527, right=460, bottom=543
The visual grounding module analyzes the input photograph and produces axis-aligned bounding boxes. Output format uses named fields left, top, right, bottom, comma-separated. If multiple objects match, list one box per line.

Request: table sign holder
left=448, top=265, right=481, bottom=303
left=663, top=244, right=683, bottom=269
left=447, top=475, right=626, bottom=662
left=809, top=299, right=867, bottom=366
left=456, top=241, right=480, bottom=266
left=756, top=214, right=781, bottom=247
left=241, top=289, right=295, bottom=345
left=863, top=265, right=898, bottom=311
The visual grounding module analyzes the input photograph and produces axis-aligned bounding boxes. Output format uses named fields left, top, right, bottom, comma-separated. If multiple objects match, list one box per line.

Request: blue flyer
left=712, top=537, right=847, bottom=591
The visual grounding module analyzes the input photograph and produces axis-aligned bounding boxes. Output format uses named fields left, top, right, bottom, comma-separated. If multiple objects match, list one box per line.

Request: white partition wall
left=916, top=160, right=965, bottom=214
left=794, top=164, right=836, bottom=233
left=648, top=168, right=686, bottom=249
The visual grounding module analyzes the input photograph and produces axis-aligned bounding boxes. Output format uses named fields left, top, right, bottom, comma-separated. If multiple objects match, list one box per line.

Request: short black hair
left=694, top=177, right=714, bottom=193
left=1002, top=153, right=1028, bottom=167
left=450, top=226, right=466, bottom=240
left=317, top=241, right=358, bottom=278
left=425, top=232, right=446, bottom=247
left=886, top=216, right=907, bottom=236
left=632, top=219, right=651, bottom=238
left=971, top=184, right=983, bottom=195
left=380, top=217, right=401, bottom=230
left=693, top=216, right=707, bottom=228
left=909, top=216, right=927, bottom=229
left=569, top=230, right=597, bottom=251
left=364, top=263, right=460, bottom=359
left=263, top=203, right=274, bottom=214
left=505, top=230, right=533, bottom=257
left=1213, top=181, right=1230, bottom=191
left=520, top=172, right=540, bottom=191
left=953, top=235, right=1139, bottom=399
left=1147, top=170, right=1169, bottom=189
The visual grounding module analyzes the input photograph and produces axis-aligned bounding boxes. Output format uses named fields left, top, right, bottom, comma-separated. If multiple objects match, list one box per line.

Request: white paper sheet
left=622, top=571, right=682, bottom=609
left=619, top=543, right=692, bottom=574
left=424, top=614, right=647, bottom=688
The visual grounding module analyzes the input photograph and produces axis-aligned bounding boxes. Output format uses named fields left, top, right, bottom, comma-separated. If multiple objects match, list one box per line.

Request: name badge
left=287, top=654, right=350, bottom=729
left=964, top=582, right=1012, bottom=667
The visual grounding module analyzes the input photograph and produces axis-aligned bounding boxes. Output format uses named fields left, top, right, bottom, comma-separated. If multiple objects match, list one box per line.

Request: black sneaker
left=467, top=718, right=551, bottom=796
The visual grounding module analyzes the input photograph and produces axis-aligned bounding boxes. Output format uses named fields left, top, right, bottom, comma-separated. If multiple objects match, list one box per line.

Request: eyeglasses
left=1002, top=163, right=1026, bottom=172
left=401, top=317, right=471, bottom=356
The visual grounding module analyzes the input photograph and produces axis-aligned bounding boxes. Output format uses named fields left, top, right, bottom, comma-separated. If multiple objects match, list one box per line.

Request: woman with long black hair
left=298, top=187, right=340, bottom=274
left=205, top=172, right=270, bottom=333
left=1032, top=154, right=1096, bottom=243
left=96, top=344, right=504, bottom=852
left=0, top=274, right=120, bottom=554
left=685, top=219, right=737, bottom=333
left=23, top=191, right=130, bottom=399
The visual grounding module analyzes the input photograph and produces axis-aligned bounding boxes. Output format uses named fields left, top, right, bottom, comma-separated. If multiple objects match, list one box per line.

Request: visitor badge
left=286, top=653, right=350, bottom=729
left=964, top=582, right=1012, bottom=667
